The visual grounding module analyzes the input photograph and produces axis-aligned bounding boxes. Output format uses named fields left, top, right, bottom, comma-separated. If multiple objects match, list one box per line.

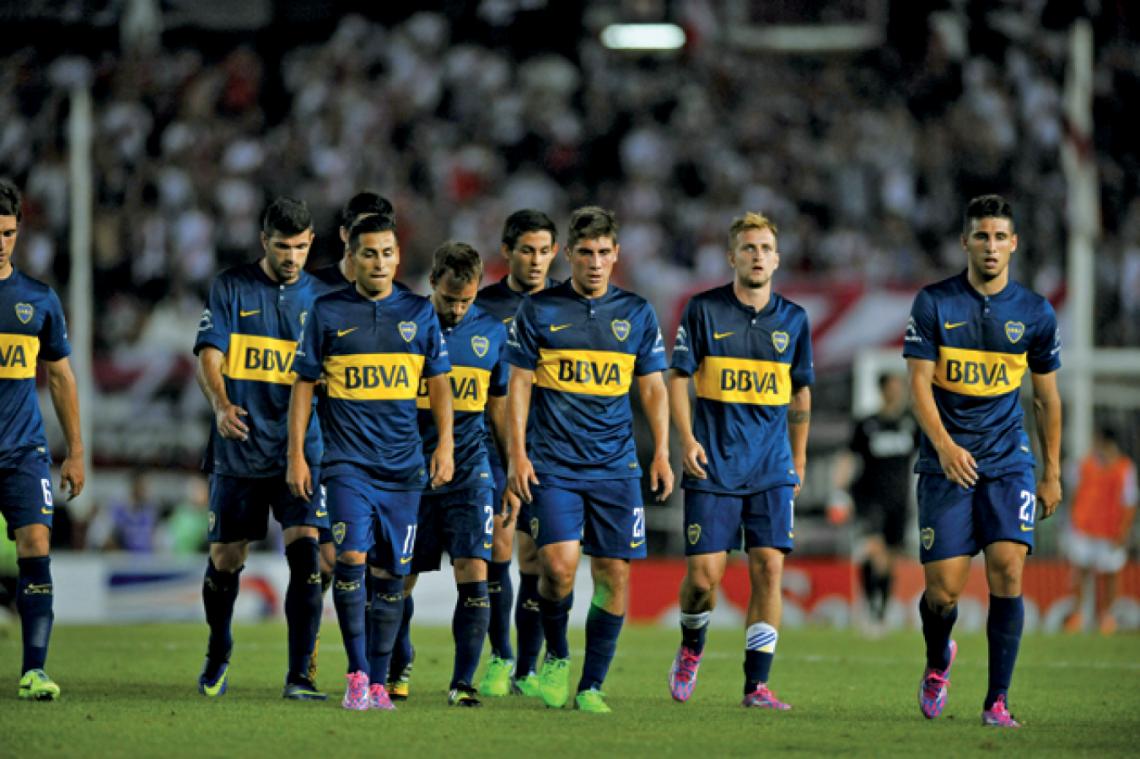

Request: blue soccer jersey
left=506, top=280, right=667, bottom=480
left=0, top=270, right=70, bottom=468
left=671, top=285, right=814, bottom=494
left=194, top=263, right=332, bottom=478
left=903, top=271, right=1061, bottom=477
left=294, top=286, right=450, bottom=489
left=416, top=304, right=508, bottom=493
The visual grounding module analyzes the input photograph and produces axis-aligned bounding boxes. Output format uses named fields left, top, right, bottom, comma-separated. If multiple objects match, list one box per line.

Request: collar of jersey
left=560, top=280, right=616, bottom=304
left=719, top=282, right=778, bottom=317
left=442, top=304, right=485, bottom=334
left=345, top=284, right=405, bottom=305
left=956, top=270, right=1015, bottom=302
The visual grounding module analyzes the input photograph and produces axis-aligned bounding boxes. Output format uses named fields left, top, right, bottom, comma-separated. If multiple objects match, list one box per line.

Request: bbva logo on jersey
left=14, top=303, right=33, bottom=324
left=398, top=321, right=417, bottom=343
left=611, top=319, right=631, bottom=342
left=471, top=335, right=489, bottom=357
left=1004, top=320, right=1025, bottom=344
left=772, top=331, right=790, bottom=353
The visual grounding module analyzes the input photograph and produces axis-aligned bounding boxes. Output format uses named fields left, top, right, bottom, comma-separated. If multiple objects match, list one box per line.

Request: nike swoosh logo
left=337, top=327, right=358, bottom=338
left=315, top=509, right=327, bottom=518
left=1019, top=524, right=1034, bottom=532
left=713, top=331, right=735, bottom=340
left=41, top=507, right=53, bottom=515
left=550, top=323, right=573, bottom=332
left=483, top=541, right=493, bottom=549
left=400, top=556, right=413, bottom=564
left=240, top=309, right=260, bottom=317
left=629, top=539, right=645, bottom=549
left=943, top=321, right=966, bottom=330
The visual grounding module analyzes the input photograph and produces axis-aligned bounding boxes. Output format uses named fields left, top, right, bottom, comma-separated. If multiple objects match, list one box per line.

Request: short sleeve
left=488, top=323, right=509, bottom=397
left=293, top=301, right=324, bottom=381
left=669, top=299, right=700, bottom=376
left=1027, top=300, right=1061, bottom=374
left=194, top=276, right=232, bottom=355
left=790, top=312, right=814, bottom=388
left=633, top=302, right=667, bottom=376
left=421, top=309, right=451, bottom=378
left=902, top=288, right=938, bottom=361
left=505, top=297, right=540, bottom=370
left=38, top=289, right=71, bottom=361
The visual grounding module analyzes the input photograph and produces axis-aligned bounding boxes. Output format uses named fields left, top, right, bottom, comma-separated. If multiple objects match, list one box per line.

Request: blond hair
left=728, top=212, right=778, bottom=249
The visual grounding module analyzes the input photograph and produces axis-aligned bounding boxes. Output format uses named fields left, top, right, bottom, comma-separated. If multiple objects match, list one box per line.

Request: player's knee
left=14, top=527, right=50, bottom=558
left=750, top=553, right=784, bottom=585
left=210, top=542, right=247, bottom=573
left=923, top=586, right=959, bottom=612
left=337, top=550, right=367, bottom=566
left=987, top=562, right=1023, bottom=596
left=491, top=531, right=513, bottom=562
left=453, top=557, right=487, bottom=583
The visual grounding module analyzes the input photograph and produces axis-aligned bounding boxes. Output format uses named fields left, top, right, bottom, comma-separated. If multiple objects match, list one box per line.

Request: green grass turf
left=1, top=621, right=1137, bottom=757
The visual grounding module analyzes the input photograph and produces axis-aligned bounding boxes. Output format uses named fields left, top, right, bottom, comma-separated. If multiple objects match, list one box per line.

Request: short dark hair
left=501, top=209, right=557, bottom=250
left=261, top=196, right=312, bottom=237
left=1097, top=424, right=1120, bottom=448
left=567, top=206, right=618, bottom=249
left=878, top=371, right=904, bottom=391
left=0, top=178, right=22, bottom=222
left=340, top=191, right=394, bottom=229
left=430, top=241, right=483, bottom=284
left=963, top=194, right=1014, bottom=234
left=347, top=213, right=397, bottom=250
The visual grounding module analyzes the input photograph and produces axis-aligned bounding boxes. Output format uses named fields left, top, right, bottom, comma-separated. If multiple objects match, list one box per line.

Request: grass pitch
left=1, top=621, right=1137, bottom=757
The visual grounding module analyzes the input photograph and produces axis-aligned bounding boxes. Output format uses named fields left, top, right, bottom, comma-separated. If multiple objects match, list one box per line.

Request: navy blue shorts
left=491, top=461, right=532, bottom=537
left=916, top=468, right=1037, bottom=563
left=0, top=449, right=55, bottom=540
left=411, top=487, right=495, bottom=574
left=529, top=476, right=645, bottom=559
left=208, top=468, right=328, bottom=544
left=683, top=486, right=796, bottom=556
left=325, top=471, right=420, bottom=576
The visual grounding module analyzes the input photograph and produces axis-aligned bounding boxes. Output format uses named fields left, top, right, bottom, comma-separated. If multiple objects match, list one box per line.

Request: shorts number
left=632, top=507, right=645, bottom=539
left=1018, top=490, right=1036, bottom=525
left=484, top=504, right=494, bottom=535
left=41, top=479, right=53, bottom=507
left=402, top=524, right=418, bottom=555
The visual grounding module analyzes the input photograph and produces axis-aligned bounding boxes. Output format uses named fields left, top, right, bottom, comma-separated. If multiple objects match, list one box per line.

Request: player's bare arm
left=285, top=377, right=316, bottom=498
left=788, top=385, right=811, bottom=497
left=506, top=365, right=538, bottom=503
left=638, top=370, right=674, bottom=501
left=44, top=356, right=85, bottom=499
left=907, top=357, right=977, bottom=487
left=196, top=346, right=249, bottom=441
left=486, top=393, right=517, bottom=525
left=667, top=368, right=707, bottom=479
left=426, top=372, right=455, bottom=489
left=1030, top=370, right=1063, bottom=519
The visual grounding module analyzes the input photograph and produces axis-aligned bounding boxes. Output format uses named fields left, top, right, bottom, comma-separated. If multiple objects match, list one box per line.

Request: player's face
left=729, top=228, right=779, bottom=289
left=0, top=215, right=19, bottom=277
left=260, top=228, right=314, bottom=284
left=431, top=271, right=480, bottom=327
left=339, top=212, right=381, bottom=280
left=502, top=230, right=557, bottom=291
left=567, top=236, right=618, bottom=297
left=962, top=217, right=1016, bottom=282
left=880, top=374, right=906, bottom=411
left=352, top=230, right=399, bottom=298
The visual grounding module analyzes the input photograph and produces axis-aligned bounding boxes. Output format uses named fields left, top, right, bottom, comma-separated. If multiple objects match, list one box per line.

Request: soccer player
left=194, top=197, right=332, bottom=700
left=0, top=178, right=85, bottom=701
left=904, top=194, right=1062, bottom=728
left=506, top=206, right=673, bottom=713
left=287, top=213, right=453, bottom=711
left=474, top=209, right=559, bottom=697
left=665, top=212, right=813, bottom=710
left=830, top=372, right=919, bottom=628
left=393, top=242, right=510, bottom=707
left=310, top=191, right=395, bottom=289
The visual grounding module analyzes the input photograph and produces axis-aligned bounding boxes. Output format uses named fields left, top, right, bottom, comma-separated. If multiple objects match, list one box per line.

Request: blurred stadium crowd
left=0, top=1, right=1137, bottom=552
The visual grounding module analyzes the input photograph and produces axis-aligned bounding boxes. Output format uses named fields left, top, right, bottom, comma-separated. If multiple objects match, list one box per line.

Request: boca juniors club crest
left=687, top=523, right=701, bottom=545
left=332, top=522, right=347, bottom=545
left=1004, top=321, right=1025, bottom=344
left=530, top=517, right=540, bottom=540
left=611, top=319, right=631, bottom=342
left=920, top=527, right=935, bottom=551
left=471, top=335, right=489, bottom=357
left=15, top=303, right=34, bottom=324
left=772, top=331, right=790, bottom=354
left=398, top=321, right=418, bottom=343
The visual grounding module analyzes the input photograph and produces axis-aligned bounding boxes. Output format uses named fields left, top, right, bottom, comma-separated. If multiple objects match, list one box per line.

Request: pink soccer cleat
left=918, top=639, right=957, bottom=719
left=668, top=645, right=703, bottom=702
left=342, top=671, right=370, bottom=711
left=741, top=684, right=791, bottom=710
left=982, top=695, right=1021, bottom=728
left=369, top=683, right=396, bottom=711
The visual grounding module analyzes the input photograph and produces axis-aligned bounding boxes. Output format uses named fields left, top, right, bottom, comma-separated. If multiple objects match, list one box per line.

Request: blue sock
left=514, top=573, right=543, bottom=677
left=363, top=572, right=374, bottom=659
left=577, top=604, right=624, bottom=693
left=487, top=561, right=514, bottom=660
left=680, top=610, right=711, bottom=655
left=17, top=557, right=54, bottom=673
left=985, top=594, right=1024, bottom=709
left=202, top=558, right=241, bottom=673
left=284, top=537, right=322, bottom=683
left=539, top=590, right=573, bottom=660
left=367, top=577, right=405, bottom=685
left=331, top=562, right=367, bottom=674
left=919, top=593, right=958, bottom=671
left=452, top=581, right=491, bottom=689
left=389, top=594, right=414, bottom=682
left=743, top=622, right=778, bottom=693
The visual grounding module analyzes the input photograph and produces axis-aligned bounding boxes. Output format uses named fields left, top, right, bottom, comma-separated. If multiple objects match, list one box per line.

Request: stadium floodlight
left=600, top=23, right=686, bottom=51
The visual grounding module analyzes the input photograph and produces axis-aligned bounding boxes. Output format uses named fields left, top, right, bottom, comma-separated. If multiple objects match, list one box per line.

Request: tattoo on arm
left=788, top=409, right=811, bottom=424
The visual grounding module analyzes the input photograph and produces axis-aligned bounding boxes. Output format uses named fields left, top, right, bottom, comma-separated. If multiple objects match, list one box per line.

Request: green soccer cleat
left=448, top=686, right=483, bottom=708
left=198, top=659, right=229, bottom=697
left=512, top=672, right=542, bottom=698
left=478, top=656, right=514, bottom=697
left=538, top=656, right=571, bottom=709
left=18, top=669, right=60, bottom=701
left=283, top=677, right=328, bottom=701
left=388, top=657, right=413, bottom=702
left=574, top=688, right=612, bottom=714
